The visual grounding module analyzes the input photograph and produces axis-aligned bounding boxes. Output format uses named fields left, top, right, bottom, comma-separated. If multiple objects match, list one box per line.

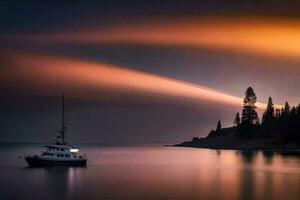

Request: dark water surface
left=0, top=145, right=300, bottom=200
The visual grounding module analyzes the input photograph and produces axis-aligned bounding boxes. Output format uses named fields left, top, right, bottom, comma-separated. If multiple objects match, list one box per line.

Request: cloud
left=0, top=51, right=267, bottom=109
left=6, top=16, right=300, bottom=59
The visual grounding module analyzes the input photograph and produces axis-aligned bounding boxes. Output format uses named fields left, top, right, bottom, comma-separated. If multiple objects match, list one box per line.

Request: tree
left=275, top=108, right=281, bottom=118
left=241, top=87, right=258, bottom=125
left=262, top=97, right=275, bottom=125
left=290, top=106, right=297, bottom=117
left=234, top=112, right=240, bottom=127
left=216, top=120, right=222, bottom=131
left=282, top=101, right=290, bottom=118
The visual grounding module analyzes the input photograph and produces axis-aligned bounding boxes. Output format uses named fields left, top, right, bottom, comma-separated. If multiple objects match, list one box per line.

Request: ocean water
left=0, top=145, right=300, bottom=200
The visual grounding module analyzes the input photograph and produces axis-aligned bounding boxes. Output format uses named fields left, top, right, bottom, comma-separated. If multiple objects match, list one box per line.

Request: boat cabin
left=40, top=145, right=85, bottom=160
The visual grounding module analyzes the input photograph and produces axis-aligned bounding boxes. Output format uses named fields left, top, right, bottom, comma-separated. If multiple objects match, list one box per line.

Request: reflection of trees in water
left=238, top=164, right=274, bottom=200
left=236, top=149, right=275, bottom=200
left=262, top=151, right=274, bottom=164
left=236, top=150, right=256, bottom=200
left=261, top=171, right=273, bottom=200
left=238, top=170, right=254, bottom=200
left=236, top=151, right=289, bottom=200
left=238, top=150, right=259, bottom=164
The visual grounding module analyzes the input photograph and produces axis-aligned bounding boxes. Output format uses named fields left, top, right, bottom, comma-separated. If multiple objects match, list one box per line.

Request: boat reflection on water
left=1, top=146, right=300, bottom=200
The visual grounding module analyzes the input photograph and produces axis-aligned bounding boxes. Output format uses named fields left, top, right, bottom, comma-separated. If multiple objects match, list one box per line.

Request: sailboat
left=25, top=95, right=87, bottom=167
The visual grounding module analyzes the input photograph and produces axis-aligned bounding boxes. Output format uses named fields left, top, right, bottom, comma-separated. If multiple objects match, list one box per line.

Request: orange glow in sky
left=0, top=52, right=268, bottom=109
left=14, top=16, right=300, bottom=59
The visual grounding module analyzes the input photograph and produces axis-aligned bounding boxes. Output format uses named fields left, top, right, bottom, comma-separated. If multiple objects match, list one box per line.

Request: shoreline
left=171, top=125, right=300, bottom=153
left=171, top=145, right=300, bottom=152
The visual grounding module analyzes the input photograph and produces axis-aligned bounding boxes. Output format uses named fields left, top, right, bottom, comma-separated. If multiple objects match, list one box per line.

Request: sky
left=1, top=1, right=300, bottom=144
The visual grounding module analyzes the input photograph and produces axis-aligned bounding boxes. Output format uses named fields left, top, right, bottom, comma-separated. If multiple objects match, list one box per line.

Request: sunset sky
left=1, top=1, right=300, bottom=144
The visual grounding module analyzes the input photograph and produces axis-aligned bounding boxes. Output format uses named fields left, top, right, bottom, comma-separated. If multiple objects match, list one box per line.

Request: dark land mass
left=174, top=87, right=300, bottom=151
left=174, top=126, right=300, bottom=150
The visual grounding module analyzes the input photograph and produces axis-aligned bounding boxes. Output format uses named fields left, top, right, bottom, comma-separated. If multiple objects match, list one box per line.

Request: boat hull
left=25, top=156, right=87, bottom=167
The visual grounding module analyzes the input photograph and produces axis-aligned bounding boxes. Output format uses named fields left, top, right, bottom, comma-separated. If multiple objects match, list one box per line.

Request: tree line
left=213, top=87, right=300, bottom=143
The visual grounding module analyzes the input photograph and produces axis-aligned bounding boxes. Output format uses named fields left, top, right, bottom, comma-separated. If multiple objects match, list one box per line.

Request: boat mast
left=61, top=94, right=66, bottom=144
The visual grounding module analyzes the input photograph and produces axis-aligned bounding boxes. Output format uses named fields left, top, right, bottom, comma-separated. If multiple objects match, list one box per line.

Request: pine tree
left=234, top=112, right=240, bottom=127
left=282, top=101, right=290, bottom=118
left=283, top=102, right=291, bottom=114
left=296, top=104, right=300, bottom=118
left=241, top=87, right=258, bottom=125
left=216, top=120, right=222, bottom=131
left=262, top=97, right=275, bottom=125
left=291, top=106, right=297, bottom=118
left=275, top=108, right=281, bottom=118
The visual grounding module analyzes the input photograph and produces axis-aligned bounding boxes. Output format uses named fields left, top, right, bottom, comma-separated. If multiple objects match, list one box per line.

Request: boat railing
left=79, top=154, right=87, bottom=160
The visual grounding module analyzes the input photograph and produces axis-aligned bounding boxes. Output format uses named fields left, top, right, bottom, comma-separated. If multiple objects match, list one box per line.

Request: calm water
left=0, top=145, right=300, bottom=200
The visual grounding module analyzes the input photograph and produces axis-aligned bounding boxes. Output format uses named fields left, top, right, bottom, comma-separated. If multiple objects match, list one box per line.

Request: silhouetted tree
left=295, top=105, right=300, bottom=140
left=241, top=87, right=258, bottom=125
left=208, top=120, right=223, bottom=137
left=216, top=120, right=222, bottom=132
left=282, top=102, right=290, bottom=118
left=234, top=112, right=240, bottom=127
left=262, top=97, right=275, bottom=125
left=207, top=87, right=300, bottom=144
left=291, top=106, right=297, bottom=115
left=296, top=104, right=300, bottom=115
left=275, top=108, right=281, bottom=118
